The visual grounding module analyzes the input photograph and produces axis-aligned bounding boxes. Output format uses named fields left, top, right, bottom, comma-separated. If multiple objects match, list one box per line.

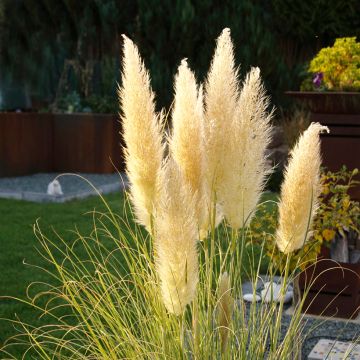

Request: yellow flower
left=343, top=197, right=350, bottom=210
left=322, top=229, right=336, bottom=241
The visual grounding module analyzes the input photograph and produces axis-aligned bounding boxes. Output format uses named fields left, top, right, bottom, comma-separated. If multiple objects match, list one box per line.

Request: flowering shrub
left=300, top=37, right=360, bottom=92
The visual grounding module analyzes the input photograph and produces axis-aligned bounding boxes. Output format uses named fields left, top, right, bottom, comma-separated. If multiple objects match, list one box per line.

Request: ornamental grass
left=1, top=29, right=330, bottom=359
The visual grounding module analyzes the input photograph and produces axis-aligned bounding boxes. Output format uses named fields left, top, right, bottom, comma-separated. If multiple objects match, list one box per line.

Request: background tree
left=0, top=0, right=358, bottom=112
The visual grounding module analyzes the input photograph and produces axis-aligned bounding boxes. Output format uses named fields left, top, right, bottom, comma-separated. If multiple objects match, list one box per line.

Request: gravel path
left=0, top=173, right=127, bottom=202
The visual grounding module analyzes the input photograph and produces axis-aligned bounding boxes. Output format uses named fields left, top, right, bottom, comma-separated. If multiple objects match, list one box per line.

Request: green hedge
left=1, top=0, right=359, bottom=111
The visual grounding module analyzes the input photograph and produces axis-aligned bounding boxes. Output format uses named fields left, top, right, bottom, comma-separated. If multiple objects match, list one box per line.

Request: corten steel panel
left=311, top=113, right=360, bottom=200
left=0, top=113, right=53, bottom=177
left=53, top=114, right=124, bottom=173
left=285, top=92, right=360, bottom=199
left=301, top=292, right=360, bottom=319
left=285, top=92, right=360, bottom=114
left=298, top=259, right=360, bottom=319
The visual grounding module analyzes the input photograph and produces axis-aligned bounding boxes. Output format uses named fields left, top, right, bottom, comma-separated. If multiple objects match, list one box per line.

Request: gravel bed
left=0, top=173, right=127, bottom=202
left=282, top=311, right=360, bottom=359
left=242, top=278, right=360, bottom=359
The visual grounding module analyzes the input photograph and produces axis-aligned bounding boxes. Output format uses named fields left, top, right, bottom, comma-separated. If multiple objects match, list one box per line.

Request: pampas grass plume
left=154, top=159, right=198, bottom=315
left=119, top=35, right=164, bottom=231
left=217, top=272, right=234, bottom=353
left=218, top=67, right=273, bottom=229
left=276, top=122, right=329, bottom=254
left=170, top=60, right=210, bottom=238
left=204, top=28, right=239, bottom=192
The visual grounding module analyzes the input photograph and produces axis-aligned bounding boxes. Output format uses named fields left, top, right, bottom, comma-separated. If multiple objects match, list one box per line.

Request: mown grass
left=0, top=190, right=277, bottom=357
left=0, top=192, right=129, bottom=347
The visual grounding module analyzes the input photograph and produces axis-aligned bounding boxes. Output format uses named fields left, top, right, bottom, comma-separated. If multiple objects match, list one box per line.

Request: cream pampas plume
left=204, top=28, right=239, bottom=194
left=169, top=59, right=209, bottom=238
left=154, top=159, right=198, bottom=315
left=119, top=35, right=164, bottom=231
left=276, top=122, right=329, bottom=254
left=218, top=67, right=273, bottom=229
left=217, top=272, right=234, bottom=354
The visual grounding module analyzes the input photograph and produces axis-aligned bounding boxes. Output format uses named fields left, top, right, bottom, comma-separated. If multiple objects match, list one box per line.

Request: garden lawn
left=0, top=190, right=277, bottom=356
left=0, top=192, right=128, bottom=349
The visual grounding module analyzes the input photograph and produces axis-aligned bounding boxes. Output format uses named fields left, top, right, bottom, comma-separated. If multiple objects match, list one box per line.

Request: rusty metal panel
left=299, top=259, right=360, bottom=319
left=311, top=113, right=360, bottom=200
left=0, top=113, right=125, bottom=177
left=0, top=113, right=53, bottom=177
left=53, top=113, right=124, bottom=173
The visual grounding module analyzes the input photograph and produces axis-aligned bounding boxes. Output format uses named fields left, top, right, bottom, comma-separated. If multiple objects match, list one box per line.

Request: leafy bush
left=301, top=37, right=360, bottom=91
left=2, top=0, right=359, bottom=110
left=83, top=95, right=118, bottom=114
left=56, top=92, right=118, bottom=113
left=56, top=91, right=82, bottom=113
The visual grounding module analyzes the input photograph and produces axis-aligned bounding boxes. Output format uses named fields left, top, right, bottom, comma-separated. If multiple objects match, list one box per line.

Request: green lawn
left=0, top=192, right=129, bottom=349
left=0, top=190, right=277, bottom=356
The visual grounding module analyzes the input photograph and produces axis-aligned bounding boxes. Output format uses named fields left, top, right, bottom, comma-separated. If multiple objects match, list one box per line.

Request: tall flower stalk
left=204, top=28, right=239, bottom=202
left=217, top=272, right=234, bottom=355
left=169, top=59, right=209, bottom=239
left=119, top=35, right=164, bottom=232
left=154, top=159, right=199, bottom=315
left=218, top=67, right=273, bottom=229
left=276, top=122, right=329, bottom=254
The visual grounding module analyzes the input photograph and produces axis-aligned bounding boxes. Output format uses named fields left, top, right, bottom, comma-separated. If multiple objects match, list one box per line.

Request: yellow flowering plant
left=300, top=37, right=360, bottom=92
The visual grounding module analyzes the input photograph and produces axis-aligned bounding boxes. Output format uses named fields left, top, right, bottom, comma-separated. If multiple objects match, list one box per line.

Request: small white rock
left=261, top=282, right=293, bottom=303
left=243, top=293, right=261, bottom=302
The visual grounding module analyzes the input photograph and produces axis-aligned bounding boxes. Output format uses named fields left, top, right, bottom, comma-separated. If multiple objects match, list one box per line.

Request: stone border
left=0, top=180, right=128, bottom=203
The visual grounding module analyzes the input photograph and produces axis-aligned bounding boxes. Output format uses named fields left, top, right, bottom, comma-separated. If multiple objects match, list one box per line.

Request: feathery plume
left=276, top=122, right=329, bottom=254
left=169, top=59, right=210, bottom=238
left=154, top=159, right=198, bottom=315
left=217, top=272, right=234, bottom=354
left=204, top=28, right=239, bottom=194
left=218, top=67, right=273, bottom=229
left=119, top=35, right=164, bottom=231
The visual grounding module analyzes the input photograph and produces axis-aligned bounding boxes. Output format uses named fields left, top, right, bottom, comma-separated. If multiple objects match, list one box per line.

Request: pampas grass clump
left=1, top=28, right=334, bottom=360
